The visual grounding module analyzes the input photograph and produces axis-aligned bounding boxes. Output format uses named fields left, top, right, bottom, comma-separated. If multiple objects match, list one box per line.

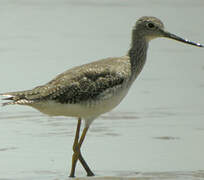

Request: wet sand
left=0, top=0, right=204, bottom=179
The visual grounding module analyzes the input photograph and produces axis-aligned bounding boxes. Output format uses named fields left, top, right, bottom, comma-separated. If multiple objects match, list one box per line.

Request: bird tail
left=0, top=90, right=35, bottom=106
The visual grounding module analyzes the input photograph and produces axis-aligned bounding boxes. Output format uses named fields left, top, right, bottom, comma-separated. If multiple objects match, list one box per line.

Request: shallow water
left=0, top=111, right=204, bottom=180
left=0, top=0, right=204, bottom=179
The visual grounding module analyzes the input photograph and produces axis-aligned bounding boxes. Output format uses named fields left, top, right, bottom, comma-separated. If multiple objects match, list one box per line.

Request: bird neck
left=128, top=35, right=149, bottom=81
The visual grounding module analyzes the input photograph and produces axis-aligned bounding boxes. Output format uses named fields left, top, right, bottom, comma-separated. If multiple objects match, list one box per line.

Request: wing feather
left=1, top=56, right=130, bottom=105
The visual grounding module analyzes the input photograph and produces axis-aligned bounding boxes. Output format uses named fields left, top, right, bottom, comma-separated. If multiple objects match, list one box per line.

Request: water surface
left=0, top=0, right=204, bottom=179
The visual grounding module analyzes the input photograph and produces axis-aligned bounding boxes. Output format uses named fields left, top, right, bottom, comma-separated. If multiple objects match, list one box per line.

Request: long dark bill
left=163, top=31, right=204, bottom=48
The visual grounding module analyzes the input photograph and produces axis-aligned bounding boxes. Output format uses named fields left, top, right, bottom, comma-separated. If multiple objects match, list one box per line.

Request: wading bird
left=1, top=16, right=203, bottom=177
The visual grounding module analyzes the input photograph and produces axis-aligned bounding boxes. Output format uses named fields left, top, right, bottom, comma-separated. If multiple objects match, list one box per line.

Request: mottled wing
left=48, top=71, right=125, bottom=104
left=1, top=56, right=131, bottom=105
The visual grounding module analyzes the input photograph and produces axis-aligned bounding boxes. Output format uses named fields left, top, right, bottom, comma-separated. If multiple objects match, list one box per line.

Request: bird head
left=133, top=16, right=203, bottom=47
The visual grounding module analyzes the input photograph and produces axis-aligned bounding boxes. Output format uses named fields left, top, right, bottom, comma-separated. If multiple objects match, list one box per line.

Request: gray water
left=0, top=0, right=204, bottom=179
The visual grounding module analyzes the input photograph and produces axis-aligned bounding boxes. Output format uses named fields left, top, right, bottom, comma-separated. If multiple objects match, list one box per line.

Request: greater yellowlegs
left=1, top=16, right=203, bottom=177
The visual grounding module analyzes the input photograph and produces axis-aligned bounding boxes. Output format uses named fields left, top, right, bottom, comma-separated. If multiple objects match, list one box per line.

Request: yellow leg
left=69, top=118, right=94, bottom=177
left=69, top=118, right=81, bottom=177
left=73, top=118, right=81, bottom=152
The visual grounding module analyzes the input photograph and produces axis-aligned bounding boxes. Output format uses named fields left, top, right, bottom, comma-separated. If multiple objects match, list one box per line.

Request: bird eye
left=147, top=23, right=155, bottom=29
